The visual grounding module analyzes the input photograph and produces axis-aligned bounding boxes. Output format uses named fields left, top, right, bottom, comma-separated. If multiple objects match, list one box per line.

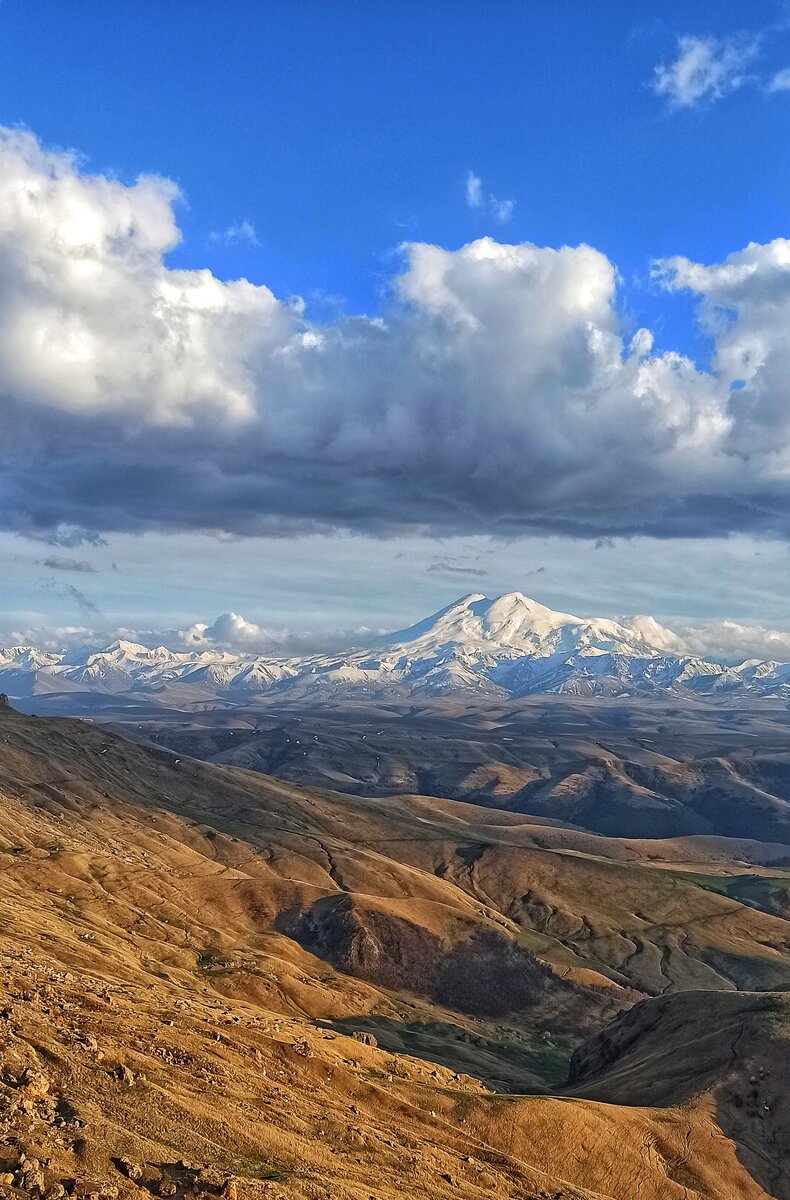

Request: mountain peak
left=378, top=591, right=584, bottom=655
left=96, top=639, right=176, bottom=664
left=484, top=590, right=578, bottom=623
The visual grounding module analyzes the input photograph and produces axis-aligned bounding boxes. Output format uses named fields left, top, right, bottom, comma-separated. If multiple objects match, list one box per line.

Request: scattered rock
left=17, top=1166, right=46, bottom=1193
left=19, top=1067, right=50, bottom=1096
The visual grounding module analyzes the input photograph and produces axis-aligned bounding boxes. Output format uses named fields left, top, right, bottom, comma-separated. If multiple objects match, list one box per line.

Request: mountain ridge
left=3, top=591, right=790, bottom=708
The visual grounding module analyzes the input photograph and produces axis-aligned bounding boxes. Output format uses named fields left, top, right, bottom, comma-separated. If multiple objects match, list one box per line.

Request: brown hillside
left=0, top=702, right=789, bottom=1198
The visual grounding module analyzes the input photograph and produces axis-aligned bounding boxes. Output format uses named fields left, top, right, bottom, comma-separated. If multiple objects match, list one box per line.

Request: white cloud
left=768, top=67, right=790, bottom=93
left=620, top=615, right=687, bottom=654
left=209, top=219, right=260, bottom=246
left=653, top=34, right=757, bottom=108
left=618, top=613, right=790, bottom=662
left=0, top=612, right=371, bottom=657
left=465, top=170, right=515, bottom=223
left=490, top=198, right=515, bottom=224
left=178, top=612, right=375, bottom=655
left=629, top=327, right=654, bottom=358
left=654, top=239, right=790, bottom=464
left=180, top=611, right=272, bottom=649
left=2, top=126, right=790, bottom=544
left=670, top=620, right=790, bottom=663
left=465, top=171, right=484, bottom=209
left=1, top=625, right=95, bottom=652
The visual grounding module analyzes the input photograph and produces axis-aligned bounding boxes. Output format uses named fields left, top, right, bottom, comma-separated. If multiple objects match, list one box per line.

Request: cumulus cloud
left=3, top=127, right=790, bottom=543
left=653, top=34, right=758, bottom=107
left=1, top=613, right=373, bottom=657
left=0, top=622, right=173, bottom=653
left=621, top=614, right=687, bottom=654
left=179, top=612, right=373, bottom=655
left=622, top=611, right=790, bottom=663
left=180, top=611, right=272, bottom=649
left=769, top=67, right=790, bottom=92
left=655, top=239, right=790, bottom=454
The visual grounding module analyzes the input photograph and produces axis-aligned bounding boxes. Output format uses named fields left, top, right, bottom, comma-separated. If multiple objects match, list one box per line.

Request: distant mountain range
left=3, top=592, right=790, bottom=710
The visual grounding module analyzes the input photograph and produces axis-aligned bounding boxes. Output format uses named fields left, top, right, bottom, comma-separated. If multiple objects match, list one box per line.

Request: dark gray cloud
left=427, top=560, right=488, bottom=577
left=3, top=128, right=790, bottom=546
left=41, top=578, right=99, bottom=616
left=64, top=584, right=99, bottom=615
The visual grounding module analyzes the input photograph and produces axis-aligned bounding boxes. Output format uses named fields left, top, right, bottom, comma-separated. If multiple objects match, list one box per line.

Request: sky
left=1, top=0, right=790, bottom=659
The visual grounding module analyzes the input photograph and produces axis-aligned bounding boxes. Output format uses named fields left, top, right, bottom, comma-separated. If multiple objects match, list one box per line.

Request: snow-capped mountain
left=2, top=593, right=789, bottom=709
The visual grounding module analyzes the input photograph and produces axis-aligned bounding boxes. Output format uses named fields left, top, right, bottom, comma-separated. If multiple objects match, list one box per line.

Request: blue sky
left=1, top=1, right=790, bottom=655
left=4, top=1, right=789, bottom=342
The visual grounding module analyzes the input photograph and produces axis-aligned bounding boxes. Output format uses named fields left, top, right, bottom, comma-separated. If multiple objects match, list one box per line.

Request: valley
left=115, top=694, right=790, bottom=842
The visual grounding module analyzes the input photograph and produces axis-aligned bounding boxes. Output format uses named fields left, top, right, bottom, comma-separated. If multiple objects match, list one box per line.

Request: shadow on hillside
left=319, top=1013, right=569, bottom=1094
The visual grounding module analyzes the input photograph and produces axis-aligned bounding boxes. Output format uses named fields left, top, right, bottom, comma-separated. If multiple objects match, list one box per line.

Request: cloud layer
left=2, top=127, right=790, bottom=543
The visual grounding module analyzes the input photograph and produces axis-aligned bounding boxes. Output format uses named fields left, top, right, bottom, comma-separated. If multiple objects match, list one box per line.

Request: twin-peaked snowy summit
left=367, top=592, right=728, bottom=698
left=380, top=592, right=579, bottom=651
left=2, top=592, right=789, bottom=707
left=381, top=592, right=678, bottom=659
